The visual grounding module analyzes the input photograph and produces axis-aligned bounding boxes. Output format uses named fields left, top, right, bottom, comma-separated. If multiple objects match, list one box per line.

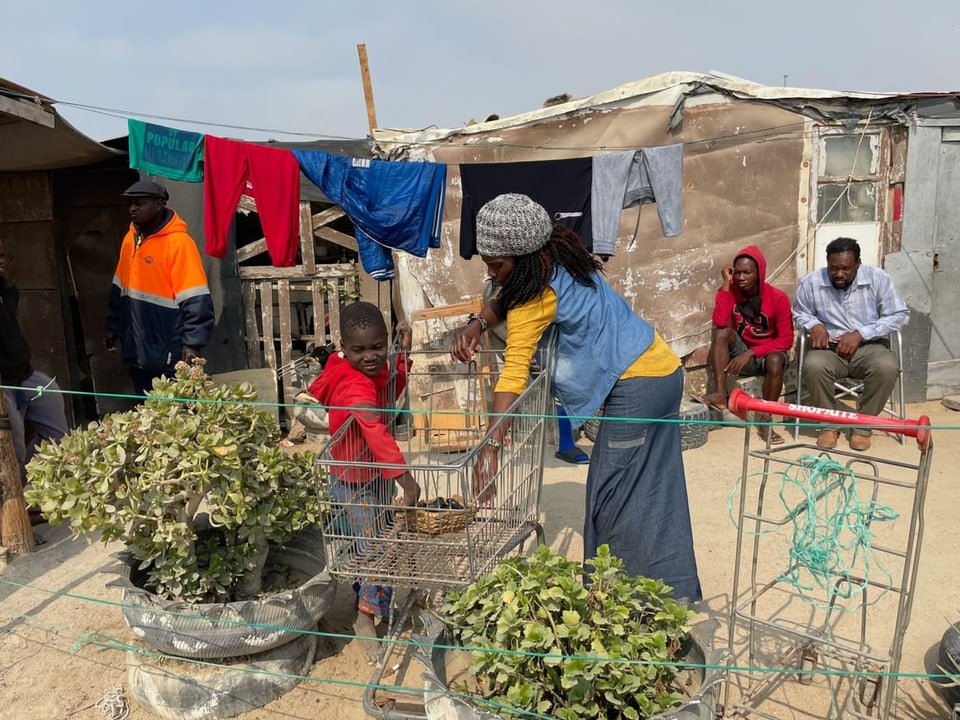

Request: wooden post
left=356, top=43, right=379, bottom=134
left=0, top=391, right=34, bottom=554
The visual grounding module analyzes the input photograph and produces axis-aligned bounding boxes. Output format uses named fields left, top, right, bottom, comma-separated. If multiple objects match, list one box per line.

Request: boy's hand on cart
left=472, top=445, right=499, bottom=507
left=396, top=321, right=413, bottom=352
left=397, top=472, right=421, bottom=508
left=451, top=322, right=482, bottom=363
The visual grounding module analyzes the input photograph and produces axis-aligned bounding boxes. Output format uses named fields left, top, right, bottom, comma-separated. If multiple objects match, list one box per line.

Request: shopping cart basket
left=314, top=348, right=550, bottom=594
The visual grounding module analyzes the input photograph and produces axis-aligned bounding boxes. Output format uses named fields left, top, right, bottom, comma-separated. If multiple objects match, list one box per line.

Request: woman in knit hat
left=451, top=193, right=701, bottom=602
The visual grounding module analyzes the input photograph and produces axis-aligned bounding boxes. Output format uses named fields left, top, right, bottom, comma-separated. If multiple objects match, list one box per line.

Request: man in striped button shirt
left=793, top=237, right=909, bottom=451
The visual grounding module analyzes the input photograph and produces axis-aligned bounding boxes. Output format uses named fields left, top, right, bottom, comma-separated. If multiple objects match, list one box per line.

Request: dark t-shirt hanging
left=459, top=157, right=593, bottom=259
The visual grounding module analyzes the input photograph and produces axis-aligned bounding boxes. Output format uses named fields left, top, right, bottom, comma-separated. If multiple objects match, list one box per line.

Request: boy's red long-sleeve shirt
left=711, top=245, right=793, bottom=358
left=308, top=352, right=410, bottom=483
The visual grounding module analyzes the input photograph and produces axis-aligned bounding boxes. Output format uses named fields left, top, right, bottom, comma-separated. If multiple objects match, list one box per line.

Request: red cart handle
left=727, top=389, right=931, bottom=451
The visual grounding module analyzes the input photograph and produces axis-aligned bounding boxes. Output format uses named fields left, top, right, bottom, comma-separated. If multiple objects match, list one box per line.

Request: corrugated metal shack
left=375, top=71, right=960, bottom=402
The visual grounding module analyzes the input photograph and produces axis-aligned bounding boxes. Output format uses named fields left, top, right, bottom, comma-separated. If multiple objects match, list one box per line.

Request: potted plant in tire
left=24, top=361, right=337, bottom=718
left=425, top=545, right=725, bottom=720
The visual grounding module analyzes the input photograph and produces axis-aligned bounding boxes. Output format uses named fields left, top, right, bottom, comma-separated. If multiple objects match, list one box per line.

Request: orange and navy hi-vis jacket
left=106, top=210, right=214, bottom=373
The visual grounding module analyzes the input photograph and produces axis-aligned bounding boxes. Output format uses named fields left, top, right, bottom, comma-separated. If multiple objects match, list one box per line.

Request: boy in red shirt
left=309, top=301, right=420, bottom=662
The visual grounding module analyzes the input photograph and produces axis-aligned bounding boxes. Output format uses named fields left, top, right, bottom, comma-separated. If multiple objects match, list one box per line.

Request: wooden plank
left=0, top=94, right=55, bottom=128
left=299, top=202, right=316, bottom=275
left=378, top=279, right=392, bottom=336
left=260, top=281, right=277, bottom=371
left=329, top=280, right=343, bottom=347
left=315, top=225, right=359, bottom=253
left=242, top=282, right=261, bottom=368
left=312, top=278, right=327, bottom=347
left=236, top=238, right=268, bottom=263
left=0, top=174, right=52, bottom=222
left=410, top=298, right=483, bottom=322
left=0, top=390, right=35, bottom=554
left=240, top=264, right=355, bottom=280
left=356, top=43, right=379, bottom=133
left=312, top=206, right=346, bottom=227
left=277, top=279, right=293, bottom=420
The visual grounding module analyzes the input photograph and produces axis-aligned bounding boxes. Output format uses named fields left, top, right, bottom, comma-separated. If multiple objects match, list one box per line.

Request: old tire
left=582, top=402, right=709, bottom=452
left=110, top=527, right=337, bottom=659
left=931, top=622, right=960, bottom=708
left=127, top=629, right=317, bottom=720
left=679, top=400, right=710, bottom=452
left=415, top=614, right=726, bottom=720
left=582, top=411, right=602, bottom=443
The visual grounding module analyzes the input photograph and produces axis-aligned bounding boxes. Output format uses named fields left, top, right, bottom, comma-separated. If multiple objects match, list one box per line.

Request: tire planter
left=413, top=614, right=727, bottom=720
left=108, top=527, right=337, bottom=659
left=582, top=401, right=710, bottom=452
left=679, top=400, right=710, bottom=452
left=930, top=621, right=960, bottom=709
left=127, top=629, right=317, bottom=720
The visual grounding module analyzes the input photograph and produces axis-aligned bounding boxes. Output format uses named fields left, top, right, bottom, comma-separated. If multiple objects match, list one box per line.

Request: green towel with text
left=128, top=119, right=204, bottom=182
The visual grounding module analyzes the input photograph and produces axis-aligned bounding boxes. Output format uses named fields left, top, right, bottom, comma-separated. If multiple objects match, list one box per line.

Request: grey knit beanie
left=475, top=193, right=553, bottom=257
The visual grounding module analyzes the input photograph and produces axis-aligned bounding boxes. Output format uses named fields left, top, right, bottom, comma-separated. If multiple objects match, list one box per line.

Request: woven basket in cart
left=398, top=495, right=477, bottom=535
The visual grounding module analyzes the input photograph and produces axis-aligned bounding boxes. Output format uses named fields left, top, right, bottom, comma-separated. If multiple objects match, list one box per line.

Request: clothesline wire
left=0, top=87, right=361, bottom=140
left=3, top=84, right=873, bottom=153
left=4, top=86, right=882, bottom=348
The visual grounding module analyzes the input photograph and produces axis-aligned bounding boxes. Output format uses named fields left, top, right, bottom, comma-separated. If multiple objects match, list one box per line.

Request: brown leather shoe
left=849, top=433, right=871, bottom=451
left=817, top=429, right=839, bottom=449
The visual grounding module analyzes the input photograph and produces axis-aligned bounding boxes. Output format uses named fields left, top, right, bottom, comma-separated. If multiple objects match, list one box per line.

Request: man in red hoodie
left=699, top=246, right=793, bottom=443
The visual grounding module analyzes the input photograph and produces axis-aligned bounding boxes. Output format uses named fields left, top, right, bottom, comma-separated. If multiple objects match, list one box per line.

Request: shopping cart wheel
left=798, top=647, right=817, bottom=685
left=858, top=675, right=880, bottom=707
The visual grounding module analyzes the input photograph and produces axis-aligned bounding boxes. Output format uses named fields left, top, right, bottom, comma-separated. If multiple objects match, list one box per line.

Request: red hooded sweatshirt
left=711, top=245, right=793, bottom=358
left=308, top=352, right=410, bottom=483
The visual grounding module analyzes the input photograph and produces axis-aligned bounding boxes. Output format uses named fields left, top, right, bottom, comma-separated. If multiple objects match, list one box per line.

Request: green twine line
left=4, top=577, right=953, bottom=682
left=0, top=381, right=944, bottom=431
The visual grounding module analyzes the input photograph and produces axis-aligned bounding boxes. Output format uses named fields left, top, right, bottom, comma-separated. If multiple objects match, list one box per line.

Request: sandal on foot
left=757, top=427, right=785, bottom=445
left=556, top=447, right=589, bottom=464
left=690, top=393, right=727, bottom=412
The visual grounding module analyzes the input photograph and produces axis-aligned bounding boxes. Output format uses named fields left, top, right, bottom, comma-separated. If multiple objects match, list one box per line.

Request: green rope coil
left=731, top=454, right=898, bottom=609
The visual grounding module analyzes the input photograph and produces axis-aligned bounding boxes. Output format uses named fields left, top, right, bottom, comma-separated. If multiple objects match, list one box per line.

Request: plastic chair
left=793, top=329, right=905, bottom=444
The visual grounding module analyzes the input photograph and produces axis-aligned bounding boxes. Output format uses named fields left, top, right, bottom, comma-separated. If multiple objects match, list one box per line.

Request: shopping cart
left=314, top=347, right=552, bottom=718
left=723, top=390, right=933, bottom=720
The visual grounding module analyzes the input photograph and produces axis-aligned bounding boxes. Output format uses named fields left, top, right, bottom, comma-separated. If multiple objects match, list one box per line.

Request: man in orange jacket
left=105, top=180, right=214, bottom=395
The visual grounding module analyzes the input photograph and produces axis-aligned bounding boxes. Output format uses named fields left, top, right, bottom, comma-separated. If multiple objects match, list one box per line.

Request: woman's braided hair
left=495, top=225, right=603, bottom=314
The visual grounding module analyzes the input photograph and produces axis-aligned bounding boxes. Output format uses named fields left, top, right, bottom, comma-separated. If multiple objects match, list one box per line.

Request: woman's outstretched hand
left=450, top=321, right=482, bottom=363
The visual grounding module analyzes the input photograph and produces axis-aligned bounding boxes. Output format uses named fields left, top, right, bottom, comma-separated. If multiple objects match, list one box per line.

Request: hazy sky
left=4, top=1, right=959, bottom=142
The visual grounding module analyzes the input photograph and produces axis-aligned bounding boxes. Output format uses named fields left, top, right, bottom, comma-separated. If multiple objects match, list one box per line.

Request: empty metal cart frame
left=724, top=390, right=933, bottom=720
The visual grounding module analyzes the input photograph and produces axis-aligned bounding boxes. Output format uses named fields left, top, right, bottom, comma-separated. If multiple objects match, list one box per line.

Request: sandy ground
left=1, top=401, right=958, bottom=719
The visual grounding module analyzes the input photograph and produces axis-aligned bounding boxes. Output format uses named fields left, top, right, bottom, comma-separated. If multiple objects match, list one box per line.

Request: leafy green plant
left=441, top=545, right=693, bottom=720
left=25, top=361, right=321, bottom=603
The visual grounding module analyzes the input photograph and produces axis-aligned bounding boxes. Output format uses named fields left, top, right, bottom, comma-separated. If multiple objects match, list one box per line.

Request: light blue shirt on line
left=793, top=264, right=909, bottom=342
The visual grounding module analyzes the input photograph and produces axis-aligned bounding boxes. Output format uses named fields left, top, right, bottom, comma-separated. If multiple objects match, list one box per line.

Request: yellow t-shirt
left=496, top=287, right=680, bottom=396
